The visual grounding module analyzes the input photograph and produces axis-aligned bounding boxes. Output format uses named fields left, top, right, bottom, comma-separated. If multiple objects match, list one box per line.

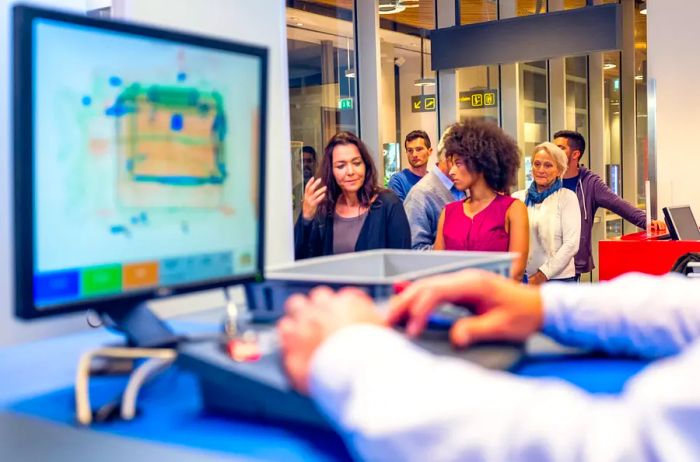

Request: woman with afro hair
left=433, top=118, right=529, bottom=281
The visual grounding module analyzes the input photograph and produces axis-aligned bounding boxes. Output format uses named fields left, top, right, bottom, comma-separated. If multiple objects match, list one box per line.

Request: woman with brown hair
left=294, top=131, right=411, bottom=259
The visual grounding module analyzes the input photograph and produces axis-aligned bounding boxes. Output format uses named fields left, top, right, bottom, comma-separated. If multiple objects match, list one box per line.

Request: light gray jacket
left=403, top=170, right=456, bottom=250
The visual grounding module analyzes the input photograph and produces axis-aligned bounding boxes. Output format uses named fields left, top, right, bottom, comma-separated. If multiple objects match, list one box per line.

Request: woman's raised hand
left=302, top=177, right=327, bottom=220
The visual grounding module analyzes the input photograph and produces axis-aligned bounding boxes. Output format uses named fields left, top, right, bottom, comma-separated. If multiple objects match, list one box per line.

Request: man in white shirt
left=278, top=271, right=700, bottom=462
left=404, top=128, right=466, bottom=250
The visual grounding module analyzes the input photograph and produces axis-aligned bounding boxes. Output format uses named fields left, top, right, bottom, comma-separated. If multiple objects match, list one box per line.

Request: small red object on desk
left=392, top=280, right=411, bottom=295
left=226, top=338, right=261, bottom=362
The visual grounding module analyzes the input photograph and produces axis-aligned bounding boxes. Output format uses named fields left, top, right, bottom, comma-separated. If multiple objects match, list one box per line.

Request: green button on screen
left=81, top=265, right=122, bottom=296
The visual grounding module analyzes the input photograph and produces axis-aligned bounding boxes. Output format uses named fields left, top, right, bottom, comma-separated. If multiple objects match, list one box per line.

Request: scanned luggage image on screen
left=31, top=19, right=263, bottom=307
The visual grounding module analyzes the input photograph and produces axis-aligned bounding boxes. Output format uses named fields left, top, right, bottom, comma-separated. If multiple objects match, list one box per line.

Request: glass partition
left=565, top=55, right=589, bottom=165
left=521, top=60, right=549, bottom=187
left=286, top=1, right=357, bottom=219
left=459, top=0, right=498, bottom=25
left=603, top=51, right=623, bottom=238
left=378, top=1, right=438, bottom=183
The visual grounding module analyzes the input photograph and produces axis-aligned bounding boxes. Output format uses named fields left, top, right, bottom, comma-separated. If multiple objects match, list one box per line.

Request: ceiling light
left=379, top=1, right=406, bottom=15
left=378, top=0, right=419, bottom=14
left=413, top=34, right=435, bottom=87
left=603, top=62, right=617, bottom=70
left=345, top=68, right=356, bottom=78
left=414, top=78, right=436, bottom=87
left=640, top=1, right=647, bottom=15
left=635, top=74, right=644, bottom=80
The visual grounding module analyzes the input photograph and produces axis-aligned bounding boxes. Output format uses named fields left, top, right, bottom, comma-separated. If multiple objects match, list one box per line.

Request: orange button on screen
left=123, top=261, right=159, bottom=289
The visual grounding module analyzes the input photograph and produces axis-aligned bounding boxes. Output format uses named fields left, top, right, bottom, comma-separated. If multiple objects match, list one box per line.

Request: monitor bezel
left=663, top=205, right=700, bottom=241
left=13, top=5, right=268, bottom=319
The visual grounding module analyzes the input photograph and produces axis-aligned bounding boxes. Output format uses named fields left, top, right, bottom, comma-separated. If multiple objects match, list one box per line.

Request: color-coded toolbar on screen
left=34, top=251, right=234, bottom=307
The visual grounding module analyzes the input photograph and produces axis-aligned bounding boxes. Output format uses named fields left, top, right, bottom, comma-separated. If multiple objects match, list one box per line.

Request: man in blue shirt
left=404, top=127, right=466, bottom=249
left=388, top=130, right=432, bottom=201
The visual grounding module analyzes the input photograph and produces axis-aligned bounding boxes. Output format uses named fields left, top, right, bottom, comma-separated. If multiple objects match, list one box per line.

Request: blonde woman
left=513, top=142, right=581, bottom=284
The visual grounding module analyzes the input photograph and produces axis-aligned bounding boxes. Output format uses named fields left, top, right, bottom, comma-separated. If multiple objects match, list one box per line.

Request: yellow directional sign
left=472, top=93, right=483, bottom=107
left=411, top=94, right=436, bottom=113
left=459, top=89, right=498, bottom=109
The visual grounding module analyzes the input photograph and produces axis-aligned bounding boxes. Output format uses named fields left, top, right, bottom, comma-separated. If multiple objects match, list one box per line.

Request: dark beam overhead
left=430, top=4, right=621, bottom=70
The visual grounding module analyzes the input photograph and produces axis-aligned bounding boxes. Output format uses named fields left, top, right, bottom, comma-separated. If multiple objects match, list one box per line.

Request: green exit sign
left=338, top=98, right=354, bottom=110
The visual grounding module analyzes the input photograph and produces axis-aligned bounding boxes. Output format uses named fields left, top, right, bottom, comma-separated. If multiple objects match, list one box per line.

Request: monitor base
left=101, top=302, right=181, bottom=348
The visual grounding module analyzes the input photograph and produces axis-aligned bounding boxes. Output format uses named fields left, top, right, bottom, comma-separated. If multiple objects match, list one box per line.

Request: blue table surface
left=0, top=322, right=651, bottom=461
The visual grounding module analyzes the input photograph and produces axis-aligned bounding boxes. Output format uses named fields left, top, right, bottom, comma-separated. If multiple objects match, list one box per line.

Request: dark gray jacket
left=294, top=190, right=411, bottom=259
left=573, top=166, right=646, bottom=274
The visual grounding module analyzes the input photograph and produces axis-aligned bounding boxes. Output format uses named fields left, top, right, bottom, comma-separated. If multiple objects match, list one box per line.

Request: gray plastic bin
left=180, top=249, right=523, bottom=431
left=247, top=249, right=515, bottom=321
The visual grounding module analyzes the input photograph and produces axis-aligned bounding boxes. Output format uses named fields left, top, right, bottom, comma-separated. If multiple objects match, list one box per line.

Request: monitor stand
left=101, top=301, right=181, bottom=348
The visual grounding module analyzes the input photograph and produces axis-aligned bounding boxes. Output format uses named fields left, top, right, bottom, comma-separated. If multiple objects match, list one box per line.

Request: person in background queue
left=294, top=131, right=411, bottom=259
left=554, top=130, right=665, bottom=280
left=433, top=119, right=529, bottom=282
left=387, top=130, right=432, bottom=201
left=404, top=126, right=466, bottom=250
left=513, top=142, right=580, bottom=284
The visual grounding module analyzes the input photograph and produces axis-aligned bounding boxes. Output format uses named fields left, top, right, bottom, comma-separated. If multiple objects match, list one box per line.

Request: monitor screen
left=664, top=206, right=700, bottom=241
left=13, top=6, right=267, bottom=317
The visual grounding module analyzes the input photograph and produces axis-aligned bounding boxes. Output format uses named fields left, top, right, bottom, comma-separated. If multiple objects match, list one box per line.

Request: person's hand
left=528, top=270, right=549, bottom=286
left=302, top=177, right=327, bottom=220
left=278, top=286, right=382, bottom=394
left=650, top=219, right=667, bottom=233
left=386, top=269, right=543, bottom=348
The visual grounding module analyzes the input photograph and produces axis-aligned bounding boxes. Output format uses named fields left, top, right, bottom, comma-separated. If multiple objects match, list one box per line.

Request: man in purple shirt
left=553, top=130, right=665, bottom=279
left=387, top=130, right=432, bottom=201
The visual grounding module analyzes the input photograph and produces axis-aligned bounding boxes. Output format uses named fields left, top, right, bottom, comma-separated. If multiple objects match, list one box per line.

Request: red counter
left=599, top=231, right=700, bottom=281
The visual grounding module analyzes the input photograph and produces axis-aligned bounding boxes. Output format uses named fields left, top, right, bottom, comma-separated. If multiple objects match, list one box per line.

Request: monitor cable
left=75, top=346, right=177, bottom=426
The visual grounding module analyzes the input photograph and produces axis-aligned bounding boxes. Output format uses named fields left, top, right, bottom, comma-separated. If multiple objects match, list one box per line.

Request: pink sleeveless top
left=443, top=194, right=516, bottom=252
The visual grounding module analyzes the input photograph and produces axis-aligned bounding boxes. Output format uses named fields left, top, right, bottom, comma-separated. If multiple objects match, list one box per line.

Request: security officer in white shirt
left=278, top=270, right=700, bottom=462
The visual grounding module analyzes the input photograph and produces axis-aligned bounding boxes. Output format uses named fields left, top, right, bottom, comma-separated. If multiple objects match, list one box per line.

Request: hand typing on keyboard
left=278, top=269, right=543, bottom=394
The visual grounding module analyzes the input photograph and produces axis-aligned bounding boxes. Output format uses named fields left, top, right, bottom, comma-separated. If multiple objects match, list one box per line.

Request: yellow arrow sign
left=424, top=97, right=436, bottom=109
left=413, top=100, right=422, bottom=110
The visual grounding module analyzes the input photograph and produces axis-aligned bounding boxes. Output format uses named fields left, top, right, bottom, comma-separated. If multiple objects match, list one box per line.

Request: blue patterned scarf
left=525, top=178, right=562, bottom=206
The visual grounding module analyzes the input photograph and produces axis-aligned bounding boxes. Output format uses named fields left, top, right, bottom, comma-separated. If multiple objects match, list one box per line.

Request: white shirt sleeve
left=541, top=272, right=700, bottom=358
left=539, top=190, right=581, bottom=279
left=308, top=274, right=700, bottom=462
